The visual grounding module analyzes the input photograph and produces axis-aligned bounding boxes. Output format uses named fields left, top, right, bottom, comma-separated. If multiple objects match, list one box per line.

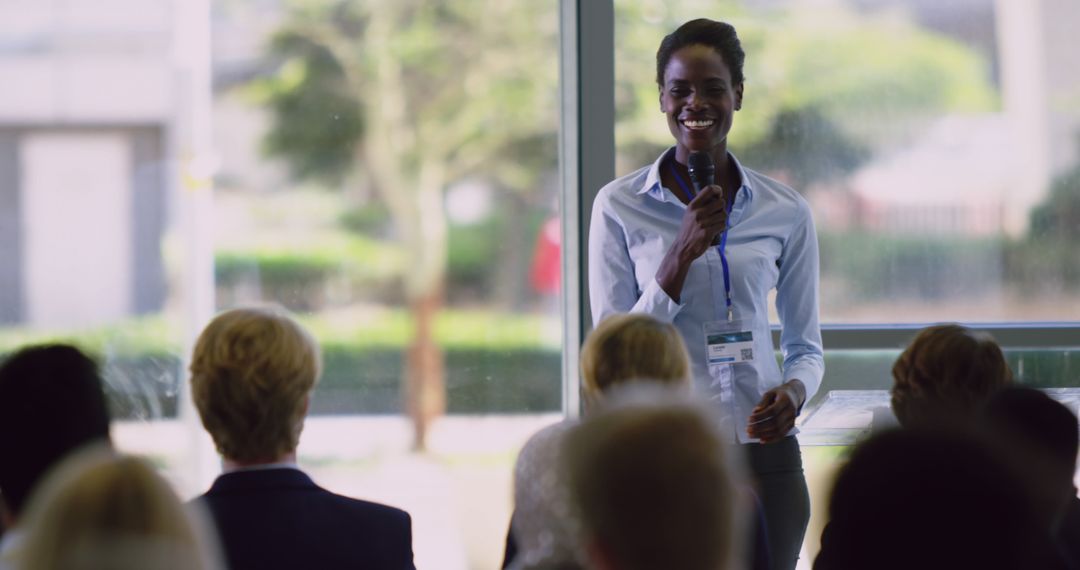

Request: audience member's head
left=814, top=429, right=1045, bottom=570
left=0, top=344, right=111, bottom=521
left=890, top=323, right=1012, bottom=427
left=18, top=448, right=219, bottom=570
left=579, top=313, right=691, bottom=408
left=980, top=386, right=1079, bottom=530
left=190, top=307, right=320, bottom=465
left=563, top=386, right=738, bottom=570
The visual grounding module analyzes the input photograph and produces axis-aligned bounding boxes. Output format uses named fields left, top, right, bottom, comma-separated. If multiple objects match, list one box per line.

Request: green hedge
left=807, top=348, right=1080, bottom=409
left=819, top=232, right=1004, bottom=300
left=93, top=347, right=560, bottom=420
left=819, top=231, right=1080, bottom=301
left=1004, top=238, right=1080, bottom=291
left=0, top=310, right=562, bottom=420
left=214, top=236, right=403, bottom=309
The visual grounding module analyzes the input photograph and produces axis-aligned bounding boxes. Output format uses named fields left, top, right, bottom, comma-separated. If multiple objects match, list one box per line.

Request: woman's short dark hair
left=656, top=18, right=746, bottom=88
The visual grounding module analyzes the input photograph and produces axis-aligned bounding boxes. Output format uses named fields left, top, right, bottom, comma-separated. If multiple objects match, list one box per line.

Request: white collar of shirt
left=222, top=461, right=301, bottom=474
left=0, top=529, right=24, bottom=569
left=638, top=146, right=755, bottom=205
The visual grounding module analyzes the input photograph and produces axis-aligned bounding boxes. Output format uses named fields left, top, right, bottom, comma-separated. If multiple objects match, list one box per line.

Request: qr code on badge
left=740, top=348, right=754, bottom=361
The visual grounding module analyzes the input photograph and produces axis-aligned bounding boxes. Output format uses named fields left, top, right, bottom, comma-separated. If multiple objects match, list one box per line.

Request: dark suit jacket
left=196, top=468, right=415, bottom=570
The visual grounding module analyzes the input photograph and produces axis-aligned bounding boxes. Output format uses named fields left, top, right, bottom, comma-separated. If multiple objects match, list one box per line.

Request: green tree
left=1030, top=148, right=1080, bottom=241
left=254, top=0, right=558, bottom=449
left=1011, top=141, right=1080, bottom=290
left=738, top=105, right=869, bottom=189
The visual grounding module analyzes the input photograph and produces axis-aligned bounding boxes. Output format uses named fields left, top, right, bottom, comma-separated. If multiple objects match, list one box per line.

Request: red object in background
left=530, top=217, right=561, bottom=294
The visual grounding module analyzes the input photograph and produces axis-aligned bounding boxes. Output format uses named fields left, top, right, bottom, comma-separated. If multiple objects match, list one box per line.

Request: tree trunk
left=404, top=287, right=445, bottom=451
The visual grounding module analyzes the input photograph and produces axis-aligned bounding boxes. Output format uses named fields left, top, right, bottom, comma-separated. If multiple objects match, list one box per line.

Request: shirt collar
left=223, top=461, right=301, bottom=474
left=0, top=529, right=23, bottom=561
left=639, top=146, right=755, bottom=203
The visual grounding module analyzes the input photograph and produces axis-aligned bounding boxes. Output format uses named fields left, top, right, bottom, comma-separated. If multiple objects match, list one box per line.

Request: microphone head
left=687, top=151, right=715, bottom=190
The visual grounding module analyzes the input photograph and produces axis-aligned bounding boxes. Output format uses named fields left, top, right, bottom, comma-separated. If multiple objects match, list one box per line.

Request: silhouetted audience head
left=563, top=387, right=738, bottom=570
left=18, top=449, right=218, bottom=570
left=0, top=344, right=111, bottom=521
left=190, top=307, right=320, bottom=464
left=814, top=429, right=1047, bottom=570
left=980, top=386, right=1079, bottom=530
left=890, top=324, right=1012, bottom=427
left=579, top=313, right=691, bottom=408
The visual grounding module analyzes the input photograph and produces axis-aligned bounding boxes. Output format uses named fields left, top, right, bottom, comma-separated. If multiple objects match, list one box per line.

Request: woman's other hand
left=747, top=380, right=806, bottom=443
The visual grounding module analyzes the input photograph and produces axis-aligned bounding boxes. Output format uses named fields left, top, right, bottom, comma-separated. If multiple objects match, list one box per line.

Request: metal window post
left=559, top=0, right=615, bottom=418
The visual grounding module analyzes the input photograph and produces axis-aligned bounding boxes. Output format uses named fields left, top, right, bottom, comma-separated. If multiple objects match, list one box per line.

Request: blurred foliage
left=819, top=232, right=1005, bottom=300
left=338, top=202, right=393, bottom=236
left=738, top=106, right=870, bottom=188
left=0, top=310, right=561, bottom=420
left=252, top=0, right=560, bottom=303
left=251, top=42, right=364, bottom=187
left=248, top=0, right=1002, bottom=313
left=214, top=234, right=403, bottom=310
left=446, top=205, right=549, bottom=302
left=1029, top=154, right=1080, bottom=241
left=614, top=1, right=997, bottom=182
left=1009, top=151, right=1080, bottom=291
left=1005, top=240, right=1080, bottom=293
left=0, top=310, right=558, bottom=358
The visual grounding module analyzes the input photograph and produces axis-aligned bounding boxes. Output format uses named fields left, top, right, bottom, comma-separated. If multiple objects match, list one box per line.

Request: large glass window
left=0, top=1, right=560, bottom=567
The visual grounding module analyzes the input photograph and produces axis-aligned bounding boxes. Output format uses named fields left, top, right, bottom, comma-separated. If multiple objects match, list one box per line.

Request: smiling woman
left=588, top=18, right=824, bottom=570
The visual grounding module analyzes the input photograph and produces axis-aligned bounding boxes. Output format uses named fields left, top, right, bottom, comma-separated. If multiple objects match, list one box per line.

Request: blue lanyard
left=670, top=162, right=735, bottom=322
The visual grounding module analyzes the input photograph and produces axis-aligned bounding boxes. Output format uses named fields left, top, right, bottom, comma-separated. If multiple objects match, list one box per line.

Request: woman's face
left=660, top=44, right=743, bottom=159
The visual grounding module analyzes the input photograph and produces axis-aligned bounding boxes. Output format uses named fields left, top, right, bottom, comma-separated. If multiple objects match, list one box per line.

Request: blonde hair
left=18, top=448, right=218, bottom=570
left=580, top=314, right=691, bottom=405
left=563, top=386, right=738, bottom=570
left=891, top=324, right=1013, bottom=428
left=190, top=307, right=321, bottom=462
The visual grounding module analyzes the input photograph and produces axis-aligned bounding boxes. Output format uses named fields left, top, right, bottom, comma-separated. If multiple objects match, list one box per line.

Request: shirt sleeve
left=775, top=199, right=825, bottom=403
left=588, top=190, right=684, bottom=325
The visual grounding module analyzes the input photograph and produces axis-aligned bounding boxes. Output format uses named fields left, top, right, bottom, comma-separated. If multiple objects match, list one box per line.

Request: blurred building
left=814, top=0, right=1080, bottom=238
left=0, top=0, right=175, bottom=327
left=848, top=115, right=1010, bottom=237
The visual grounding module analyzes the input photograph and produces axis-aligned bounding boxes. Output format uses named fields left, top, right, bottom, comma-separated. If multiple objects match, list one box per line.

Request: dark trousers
left=744, top=436, right=811, bottom=570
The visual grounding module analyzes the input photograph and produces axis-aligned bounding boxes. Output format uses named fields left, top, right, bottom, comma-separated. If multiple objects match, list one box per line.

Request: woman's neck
left=670, top=146, right=735, bottom=190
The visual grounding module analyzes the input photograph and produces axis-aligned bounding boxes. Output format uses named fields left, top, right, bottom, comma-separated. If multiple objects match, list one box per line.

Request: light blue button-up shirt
left=588, top=148, right=824, bottom=443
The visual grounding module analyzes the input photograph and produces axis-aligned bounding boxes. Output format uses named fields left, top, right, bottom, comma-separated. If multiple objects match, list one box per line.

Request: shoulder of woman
left=596, top=164, right=655, bottom=202
left=515, top=419, right=577, bottom=471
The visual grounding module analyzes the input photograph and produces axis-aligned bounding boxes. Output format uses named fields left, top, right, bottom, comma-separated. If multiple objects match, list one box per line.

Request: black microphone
left=687, top=151, right=715, bottom=195
left=687, top=151, right=722, bottom=245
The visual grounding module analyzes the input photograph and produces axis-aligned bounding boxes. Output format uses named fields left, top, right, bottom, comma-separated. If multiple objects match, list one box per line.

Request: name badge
left=704, top=320, right=755, bottom=364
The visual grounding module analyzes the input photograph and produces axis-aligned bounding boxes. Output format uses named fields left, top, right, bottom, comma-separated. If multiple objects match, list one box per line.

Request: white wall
left=21, top=131, right=133, bottom=328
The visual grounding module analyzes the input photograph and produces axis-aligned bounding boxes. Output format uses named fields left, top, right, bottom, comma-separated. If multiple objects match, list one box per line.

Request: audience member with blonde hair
left=578, top=313, right=692, bottom=406
left=190, top=307, right=414, bottom=570
left=563, top=386, right=741, bottom=570
left=889, top=323, right=1013, bottom=428
left=503, top=313, right=692, bottom=569
left=17, top=448, right=219, bottom=570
